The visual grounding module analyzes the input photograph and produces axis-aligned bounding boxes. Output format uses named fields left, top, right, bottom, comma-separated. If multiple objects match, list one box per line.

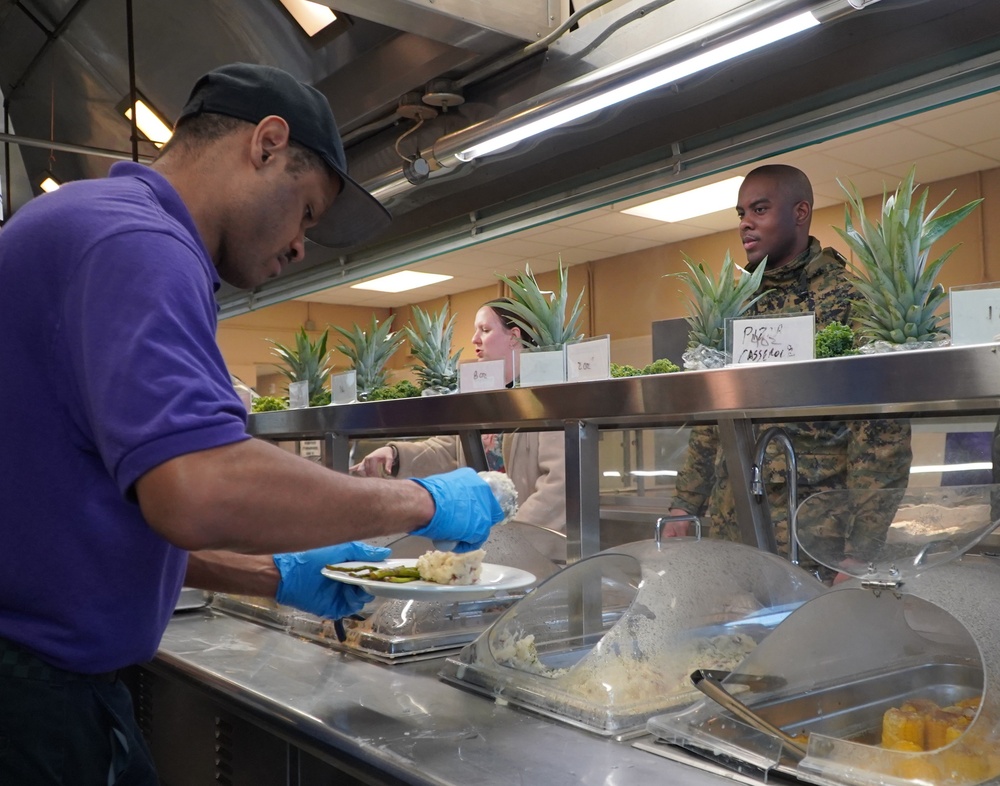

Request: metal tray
left=647, top=659, right=983, bottom=780
left=291, top=596, right=519, bottom=664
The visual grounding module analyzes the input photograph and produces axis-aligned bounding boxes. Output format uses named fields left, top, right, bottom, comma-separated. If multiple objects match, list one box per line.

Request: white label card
left=288, top=380, right=310, bottom=409
left=566, top=336, right=611, bottom=382
left=460, top=359, right=505, bottom=392
left=299, top=439, right=322, bottom=459
left=330, top=370, right=357, bottom=405
left=519, top=349, right=566, bottom=387
left=729, top=314, right=815, bottom=365
left=950, top=285, right=1000, bottom=345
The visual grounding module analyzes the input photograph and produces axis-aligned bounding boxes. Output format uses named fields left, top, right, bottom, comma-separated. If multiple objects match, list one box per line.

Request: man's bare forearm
left=136, top=437, right=435, bottom=554
left=185, top=551, right=279, bottom=595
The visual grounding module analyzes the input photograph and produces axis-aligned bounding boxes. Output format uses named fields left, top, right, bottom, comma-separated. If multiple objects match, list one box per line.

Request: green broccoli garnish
left=641, top=358, right=680, bottom=375
left=309, top=389, right=332, bottom=407
left=365, top=380, right=422, bottom=400
left=611, top=363, right=642, bottom=377
left=815, top=323, right=859, bottom=359
left=250, top=395, right=288, bottom=412
left=612, top=359, right=680, bottom=377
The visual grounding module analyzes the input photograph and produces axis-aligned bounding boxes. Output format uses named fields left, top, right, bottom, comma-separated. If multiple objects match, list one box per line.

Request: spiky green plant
left=267, top=327, right=332, bottom=405
left=331, top=314, right=404, bottom=398
left=672, top=251, right=770, bottom=350
left=404, top=304, right=463, bottom=393
left=491, top=261, right=585, bottom=350
left=835, top=166, right=983, bottom=345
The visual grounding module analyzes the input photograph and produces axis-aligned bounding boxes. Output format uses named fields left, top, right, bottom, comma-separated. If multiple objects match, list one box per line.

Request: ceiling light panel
left=351, top=270, right=452, bottom=293
left=624, top=176, right=744, bottom=222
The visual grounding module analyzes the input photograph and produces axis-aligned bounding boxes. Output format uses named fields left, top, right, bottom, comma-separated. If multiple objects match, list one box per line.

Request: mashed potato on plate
left=417, top=549, right=487, bottom=585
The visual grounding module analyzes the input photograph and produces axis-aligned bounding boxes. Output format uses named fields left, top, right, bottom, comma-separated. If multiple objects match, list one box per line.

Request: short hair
left=745, top=164, right=813, bottom=206
left=486, top=298, right=538, bottom=347
left=162, top=112, right=327, bottom=177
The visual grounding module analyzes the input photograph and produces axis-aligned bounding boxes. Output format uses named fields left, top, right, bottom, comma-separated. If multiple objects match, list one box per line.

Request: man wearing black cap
left=0, top=63, right=503, bottom=784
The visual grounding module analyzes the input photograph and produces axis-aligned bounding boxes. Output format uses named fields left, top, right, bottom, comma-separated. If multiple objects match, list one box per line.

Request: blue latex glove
left=409, top=468, right=504, bottom=552
left=273, top=541, right=391, bottom=619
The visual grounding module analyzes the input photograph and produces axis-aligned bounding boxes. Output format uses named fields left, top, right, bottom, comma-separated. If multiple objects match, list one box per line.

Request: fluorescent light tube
left=124, top=99, right=173, bottom=146
left=351, top=271, right=453, bottom=293
left=909, top=462, right=993, bottom=474
left=625, top=176, right=745, bottom=222
left=278, top=0, right=337, bottom=36
left=456, top=11, right=819, bottom=162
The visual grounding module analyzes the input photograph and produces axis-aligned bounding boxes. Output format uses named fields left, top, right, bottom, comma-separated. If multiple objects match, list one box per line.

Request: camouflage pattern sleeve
left=670, top=424, right=719, bottom=515
left=842, top=418, right=913, bottom=556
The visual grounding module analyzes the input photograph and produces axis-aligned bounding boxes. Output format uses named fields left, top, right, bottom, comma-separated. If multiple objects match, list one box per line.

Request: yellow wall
left=218, top=300, right=391, bottom=389
left=219, top=168, right=997, bottom=389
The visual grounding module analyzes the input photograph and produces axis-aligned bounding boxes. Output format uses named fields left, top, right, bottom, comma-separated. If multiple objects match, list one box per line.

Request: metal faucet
left=751, top=427, right=799, bottom=566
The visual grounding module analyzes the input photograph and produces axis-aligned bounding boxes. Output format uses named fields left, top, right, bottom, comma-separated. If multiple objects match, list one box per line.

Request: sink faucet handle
left=751, top=464, right=764, bottom=499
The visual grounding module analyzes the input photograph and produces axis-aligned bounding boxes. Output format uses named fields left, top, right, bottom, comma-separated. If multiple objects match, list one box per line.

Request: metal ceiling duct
left=2, top=0, right=1000, bottom=316
left=364, top=0, right=868, bottom=205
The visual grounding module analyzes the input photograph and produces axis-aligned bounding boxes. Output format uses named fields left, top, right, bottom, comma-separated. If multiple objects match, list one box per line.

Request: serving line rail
left=143, top=609, right=729, bottom=786
left=247, top=344, right=1000, bottom=564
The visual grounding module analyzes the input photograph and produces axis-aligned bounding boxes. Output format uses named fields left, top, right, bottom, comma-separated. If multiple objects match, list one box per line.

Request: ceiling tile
left=578, top=236, right=665, bottom=254
left=563, top=210, right=663, bottom=235
left=823, top=128, right=952, bottom=170
left=629, top=223, right=707, bottom=244
left=966, top=138, right=1000, bottom=162
left=481, top=237, right=566, bottom=258
left=526, top=225, right=615, bottom=247
left=881, top=149, right=1000, bottom=184
left=909, top=99, right=1000, bottom=146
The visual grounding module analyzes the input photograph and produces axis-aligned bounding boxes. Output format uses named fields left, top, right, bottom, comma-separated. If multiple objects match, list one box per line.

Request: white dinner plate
left=321, top=558, right=536, bottom=602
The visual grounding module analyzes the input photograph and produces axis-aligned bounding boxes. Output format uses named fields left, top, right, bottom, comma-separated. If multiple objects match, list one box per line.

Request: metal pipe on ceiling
left=0, top=132, right=152, bottom=163
left=366, top=0, right=866, bottom=204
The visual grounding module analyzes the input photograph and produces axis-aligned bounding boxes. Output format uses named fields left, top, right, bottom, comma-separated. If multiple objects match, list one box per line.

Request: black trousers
left=0, top=636, right=158, bottom=785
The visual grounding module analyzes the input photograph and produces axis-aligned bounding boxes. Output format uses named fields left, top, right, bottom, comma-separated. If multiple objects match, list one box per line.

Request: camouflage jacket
left=670, top=238, right=913, bottom=565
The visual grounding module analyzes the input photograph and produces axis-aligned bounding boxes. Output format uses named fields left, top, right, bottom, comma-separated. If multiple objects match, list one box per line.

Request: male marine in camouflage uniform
left=668, top=165, right=912, bottom=578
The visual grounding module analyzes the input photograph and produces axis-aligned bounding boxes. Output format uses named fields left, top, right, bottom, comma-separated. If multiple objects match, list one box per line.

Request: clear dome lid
left=440, top=537, right=823, bottom=736
left=794, top=484, right=1000, bottom=583
left=648, top=484, right=1000, bottom=786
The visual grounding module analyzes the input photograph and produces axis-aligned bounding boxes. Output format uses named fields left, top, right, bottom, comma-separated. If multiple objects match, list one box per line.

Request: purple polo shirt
left=0, top=162, right=250, bottom=672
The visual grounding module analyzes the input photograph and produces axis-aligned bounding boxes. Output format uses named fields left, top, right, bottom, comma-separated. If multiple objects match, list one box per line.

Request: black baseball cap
left=177, top=63, right=391, bottom=249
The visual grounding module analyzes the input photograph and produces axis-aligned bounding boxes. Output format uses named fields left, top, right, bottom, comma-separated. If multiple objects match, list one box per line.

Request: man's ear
left=251, top=115, right=291, bottom=169
left=793, top=199, right=812, bottom=227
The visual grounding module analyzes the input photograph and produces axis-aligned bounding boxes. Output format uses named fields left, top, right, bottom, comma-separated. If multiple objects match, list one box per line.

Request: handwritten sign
left=288, top=380, right=310, bottom=409
left=519, top=349, right=566, bottom=387
left=330, top=370, right=357, bottom=405
left=950, top=283, right=1000, bottom=345
left=460, top=359, right=505, bottom=392
left=566, top=336, right=611, bottom=382
left=729, top=314, right=815, bottom=365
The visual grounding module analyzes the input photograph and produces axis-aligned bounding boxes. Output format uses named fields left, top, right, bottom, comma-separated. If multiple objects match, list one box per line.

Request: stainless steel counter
left=153, top=609, right=731, bottom=786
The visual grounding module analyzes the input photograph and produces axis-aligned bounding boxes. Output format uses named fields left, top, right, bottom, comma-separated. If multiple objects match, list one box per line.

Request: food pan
left=441, top=539, right=823, bottom=737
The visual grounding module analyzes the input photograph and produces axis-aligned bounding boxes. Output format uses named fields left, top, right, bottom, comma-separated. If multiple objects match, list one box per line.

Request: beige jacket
left=391, top=431, right=567, bottom=560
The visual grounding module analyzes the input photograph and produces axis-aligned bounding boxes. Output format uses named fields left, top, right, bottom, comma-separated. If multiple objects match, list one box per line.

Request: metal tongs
left=691, top=669, right=808, bottom=761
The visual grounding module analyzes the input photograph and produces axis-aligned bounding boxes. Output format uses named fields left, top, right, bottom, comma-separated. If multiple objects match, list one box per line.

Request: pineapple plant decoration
left=404, top=304, right=463, bottom=394
left=332, top=314, right=405, bottom=400
left=267, top=326, right=333, bottom=406
left=672, top=250, right=769, bottom=366
left=491, top=261, right=585, bottom=350
left=835, top=165, right=983, bottom=347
